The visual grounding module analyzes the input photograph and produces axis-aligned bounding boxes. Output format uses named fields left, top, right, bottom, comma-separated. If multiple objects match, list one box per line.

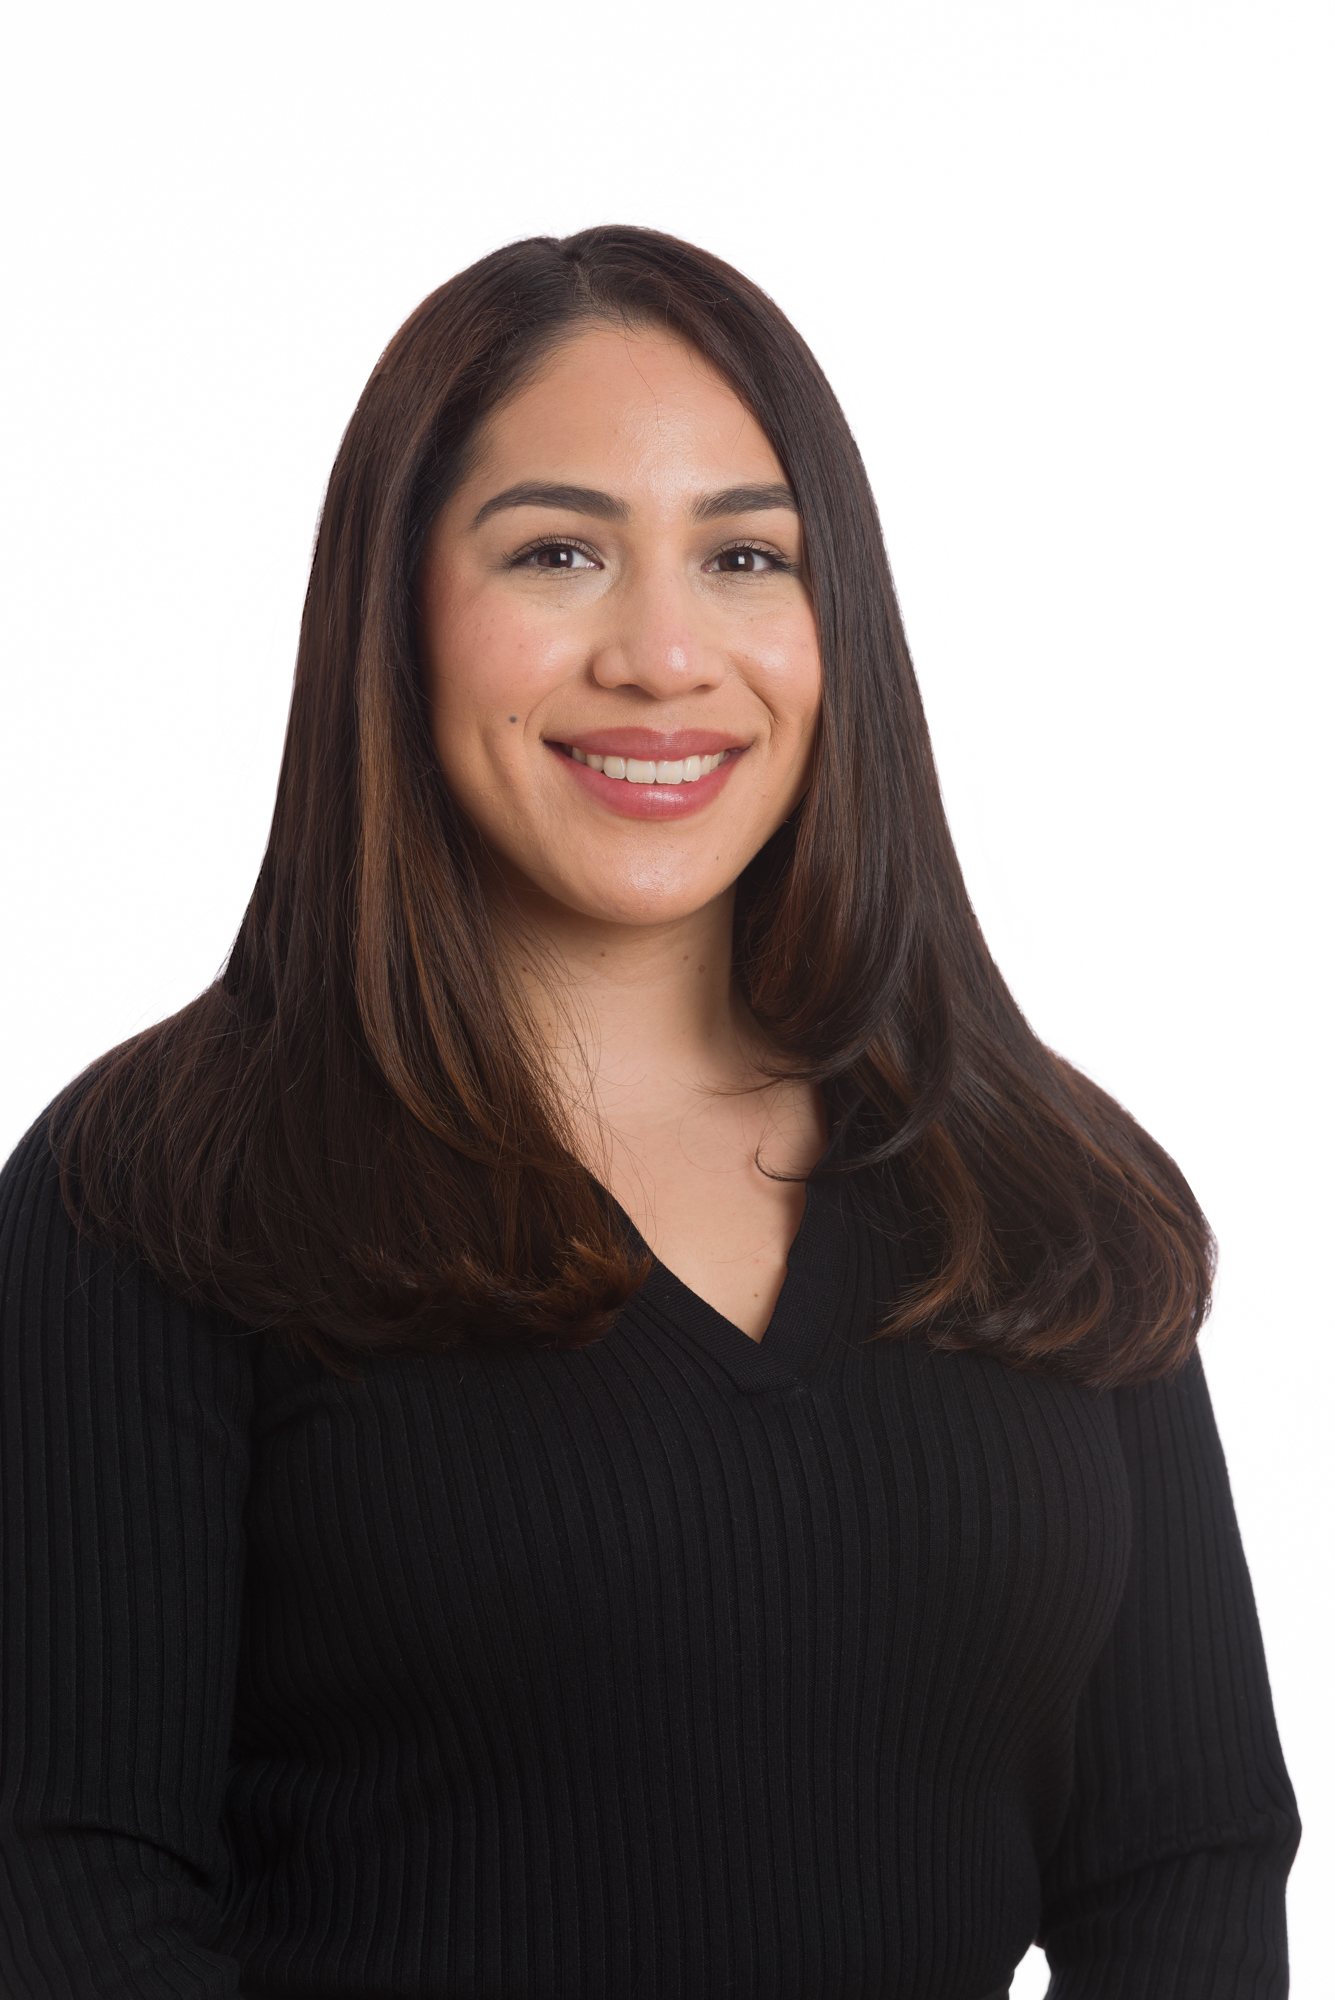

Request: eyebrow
left=470, top=480, right=799, bottom=530
left=690, top=484, right=798, bottom=521
left=471, top=483, right=629, bottom=528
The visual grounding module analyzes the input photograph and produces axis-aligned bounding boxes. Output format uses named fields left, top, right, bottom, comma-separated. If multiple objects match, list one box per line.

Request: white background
left=2, top=3, right=1330, bottom=1989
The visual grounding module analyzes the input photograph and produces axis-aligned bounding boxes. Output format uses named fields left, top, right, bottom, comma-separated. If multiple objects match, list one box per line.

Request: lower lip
left=550, top=745, right=742, bottom=820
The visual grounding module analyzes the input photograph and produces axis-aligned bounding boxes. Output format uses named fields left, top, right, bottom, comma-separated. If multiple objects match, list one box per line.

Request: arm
left=0, top=1119, right=253, bottom=1997
left=1036, top=1349, right=1300, bottom=1997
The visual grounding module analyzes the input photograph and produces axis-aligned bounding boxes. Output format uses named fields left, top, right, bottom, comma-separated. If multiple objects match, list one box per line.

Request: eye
left=706, top=543, right=792, bottom=575
left=511, top=538, right=601, bottom=572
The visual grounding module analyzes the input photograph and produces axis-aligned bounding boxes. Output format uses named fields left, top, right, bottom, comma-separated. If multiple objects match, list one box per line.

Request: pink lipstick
left=545, top=731, right=747, bottom=821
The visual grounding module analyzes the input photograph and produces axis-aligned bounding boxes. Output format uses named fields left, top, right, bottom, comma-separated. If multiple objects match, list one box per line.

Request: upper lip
left=549, top=728, right=749, bottom=759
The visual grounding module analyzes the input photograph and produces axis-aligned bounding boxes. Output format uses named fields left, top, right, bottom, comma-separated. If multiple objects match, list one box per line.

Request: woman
left=0, top=226, right=1298, bottom=1997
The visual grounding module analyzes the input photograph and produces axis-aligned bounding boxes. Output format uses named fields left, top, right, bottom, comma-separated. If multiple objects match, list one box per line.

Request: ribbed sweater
left=0, top=1116, right=1298, bottom=1998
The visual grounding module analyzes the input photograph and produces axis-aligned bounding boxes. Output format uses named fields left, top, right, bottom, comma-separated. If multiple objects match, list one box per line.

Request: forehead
left=467, top=323, right=785, bottom=494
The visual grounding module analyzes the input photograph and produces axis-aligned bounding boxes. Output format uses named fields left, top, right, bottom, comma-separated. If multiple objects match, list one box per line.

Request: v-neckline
left=623, top=1172, right=858, bottom=1393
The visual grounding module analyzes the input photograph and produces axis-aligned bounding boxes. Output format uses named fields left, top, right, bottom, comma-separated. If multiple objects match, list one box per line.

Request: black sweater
left=0, top=1118, right=1298, bottom=1997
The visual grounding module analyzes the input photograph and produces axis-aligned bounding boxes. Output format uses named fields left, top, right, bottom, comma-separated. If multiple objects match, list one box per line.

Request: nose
left=588, top=566, right=725, bottom=699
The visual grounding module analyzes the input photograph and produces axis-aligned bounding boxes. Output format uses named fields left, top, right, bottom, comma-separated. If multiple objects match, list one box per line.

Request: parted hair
left=56, top=224, right=1214, bottom=1384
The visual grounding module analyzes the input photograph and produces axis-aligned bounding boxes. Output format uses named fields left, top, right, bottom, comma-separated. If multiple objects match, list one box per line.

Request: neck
left=492, top=878, right=765, bottom=1118
left=483, top=868, right=829, bottom=1265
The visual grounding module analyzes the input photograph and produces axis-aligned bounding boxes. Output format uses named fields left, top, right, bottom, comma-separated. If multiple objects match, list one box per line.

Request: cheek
left=425, top=596, right=574, bottom=752
left=753, top=613, right=823, bottom=739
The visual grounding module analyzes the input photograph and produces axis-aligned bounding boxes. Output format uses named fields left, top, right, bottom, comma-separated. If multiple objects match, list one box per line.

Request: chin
left=552, top=867, right=729, bottom=930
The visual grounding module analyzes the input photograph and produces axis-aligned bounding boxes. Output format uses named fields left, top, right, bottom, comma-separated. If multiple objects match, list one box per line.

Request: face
left=416, top=323, right=822, bottom=929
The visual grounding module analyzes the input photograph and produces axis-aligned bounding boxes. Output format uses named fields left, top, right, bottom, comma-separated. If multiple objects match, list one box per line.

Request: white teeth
left=568, top=747, right=730, bottom=783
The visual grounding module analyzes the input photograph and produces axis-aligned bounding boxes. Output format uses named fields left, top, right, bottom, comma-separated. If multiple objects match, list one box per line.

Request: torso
left=222, top=1162, right=1136, bottom=1998
left=7, top=1117, right=1285, bottom=2000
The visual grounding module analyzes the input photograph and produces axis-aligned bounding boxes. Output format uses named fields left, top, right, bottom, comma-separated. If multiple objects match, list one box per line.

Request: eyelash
left=710, top=539, right=797, bottom=576
left=507, top=535, right=797, bottom=575
left=508, top=535, right=600, bottom=570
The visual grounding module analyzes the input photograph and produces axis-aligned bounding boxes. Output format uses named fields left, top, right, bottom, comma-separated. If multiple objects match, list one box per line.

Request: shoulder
left=1, top=1096, right=256, bottom=1417
left=1099, top=1343, right=1238, bottom=1517
left=0, top=1102, right=79, bottom=1295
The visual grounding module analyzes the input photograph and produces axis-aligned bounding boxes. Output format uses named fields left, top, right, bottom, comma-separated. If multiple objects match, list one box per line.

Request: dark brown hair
left=57, top=224, right=1213, bottom=1385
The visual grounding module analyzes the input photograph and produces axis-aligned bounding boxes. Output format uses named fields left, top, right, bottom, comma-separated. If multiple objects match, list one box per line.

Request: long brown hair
left=56, top=225, right=1213, bottom=1385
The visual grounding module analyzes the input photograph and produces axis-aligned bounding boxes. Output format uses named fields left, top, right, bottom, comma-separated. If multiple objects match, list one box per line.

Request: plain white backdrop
left=2, top=3, right=1330, bottom=1989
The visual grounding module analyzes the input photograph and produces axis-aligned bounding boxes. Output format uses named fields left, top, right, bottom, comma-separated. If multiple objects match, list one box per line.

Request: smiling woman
left=0, top=227, right=1298, bottom=1997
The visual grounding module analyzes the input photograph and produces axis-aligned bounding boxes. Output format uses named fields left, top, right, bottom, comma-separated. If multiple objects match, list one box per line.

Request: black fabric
left=0, top=1115, right=1298, bottom=1997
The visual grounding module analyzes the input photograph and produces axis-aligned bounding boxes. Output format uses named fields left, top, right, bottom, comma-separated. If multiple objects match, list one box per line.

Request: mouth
left=545, top=732, right=746, bottom=819
left=562, top=745, right=731, bottom=786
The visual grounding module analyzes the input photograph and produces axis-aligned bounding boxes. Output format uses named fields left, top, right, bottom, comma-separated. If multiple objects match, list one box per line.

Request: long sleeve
left=1036, top=1349, right=1300, bottom=1996
left=0, top=1120, right=254, bottom=1998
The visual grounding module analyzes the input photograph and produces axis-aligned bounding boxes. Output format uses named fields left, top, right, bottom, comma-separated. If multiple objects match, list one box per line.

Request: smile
left=546, top=737, right=743, bottom=820
left=562, top=746, right=730, bottom=786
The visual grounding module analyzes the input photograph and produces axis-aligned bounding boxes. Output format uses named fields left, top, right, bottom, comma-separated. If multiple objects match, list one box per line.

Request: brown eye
left=708, top=546, right=786, bottom=574
left=515, top=541, right=599, bottom=571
